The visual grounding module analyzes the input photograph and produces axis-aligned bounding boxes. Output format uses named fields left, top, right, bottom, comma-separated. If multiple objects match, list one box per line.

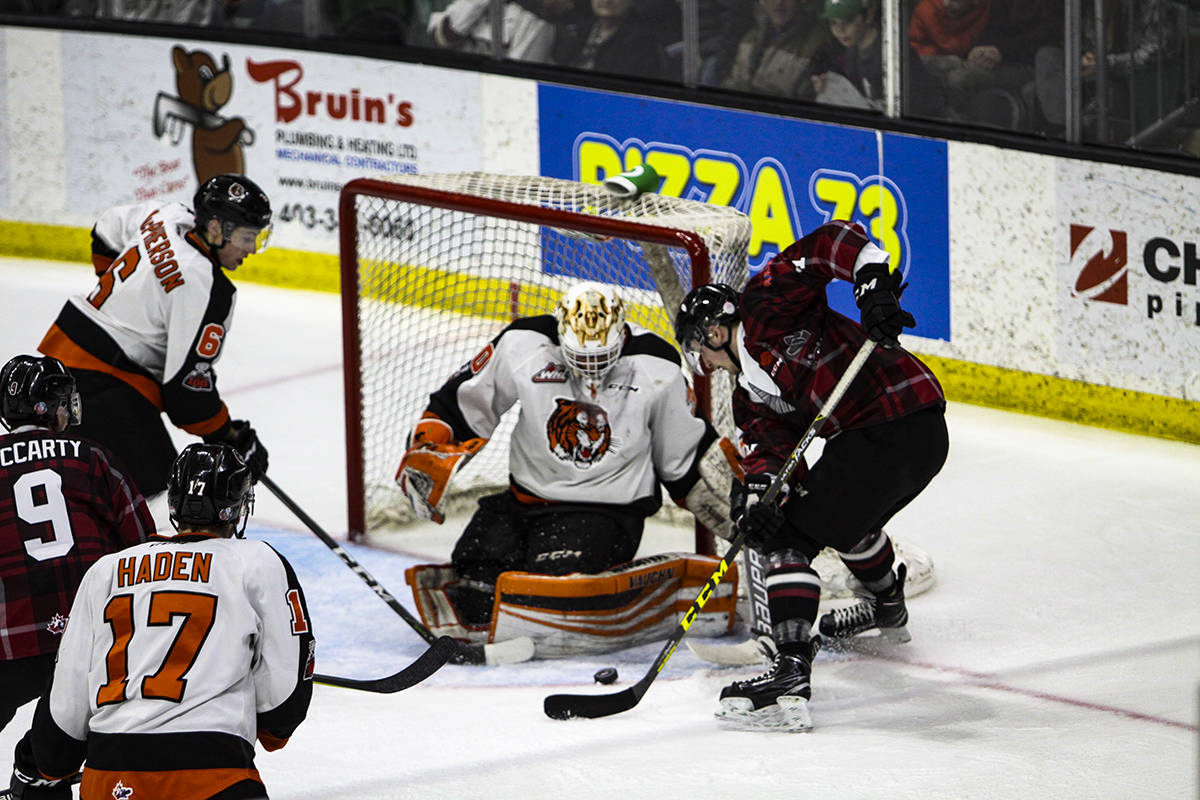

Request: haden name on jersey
left=0, top=438, right=83, bottom=466
left=116, top=549, right=212, bottom=588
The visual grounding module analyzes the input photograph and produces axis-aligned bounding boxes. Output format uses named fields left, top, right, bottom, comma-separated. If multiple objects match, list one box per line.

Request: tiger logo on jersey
left=547, top=398, right=611, bottom=468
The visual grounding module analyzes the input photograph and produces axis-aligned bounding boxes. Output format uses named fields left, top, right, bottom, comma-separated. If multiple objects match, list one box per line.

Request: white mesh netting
left=342, top=172, right=752, bottom=532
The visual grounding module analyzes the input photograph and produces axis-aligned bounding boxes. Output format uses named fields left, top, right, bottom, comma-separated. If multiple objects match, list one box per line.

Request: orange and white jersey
left=29, top=534, right=315, bottom=792
left=426, top=315, right=717, bottom=514
left=40, top=201, right=235, bottom=436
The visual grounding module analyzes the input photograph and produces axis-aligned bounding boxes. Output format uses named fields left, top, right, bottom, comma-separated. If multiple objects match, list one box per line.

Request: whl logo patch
left=1070, top=225, right=1128, bottom=304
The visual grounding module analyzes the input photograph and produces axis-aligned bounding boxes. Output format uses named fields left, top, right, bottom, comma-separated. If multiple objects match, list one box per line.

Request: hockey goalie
left=396, top=281, right=743, bottom=657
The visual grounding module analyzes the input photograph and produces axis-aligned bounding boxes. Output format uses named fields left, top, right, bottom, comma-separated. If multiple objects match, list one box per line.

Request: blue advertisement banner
left=537, top=84, right=950, bottom=342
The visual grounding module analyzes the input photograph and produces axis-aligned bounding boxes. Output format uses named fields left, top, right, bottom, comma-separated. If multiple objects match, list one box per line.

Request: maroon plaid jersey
left=0, top=428, right=152, bottom=660
left=733, top=220, right=945, bottom=481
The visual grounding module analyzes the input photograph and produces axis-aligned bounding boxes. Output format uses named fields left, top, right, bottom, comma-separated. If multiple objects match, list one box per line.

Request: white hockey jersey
left=426, top=315, right=716, bottom=515
left=28, top=534, right=315, bottom=798
left=40, top=201, right=236, bottom=437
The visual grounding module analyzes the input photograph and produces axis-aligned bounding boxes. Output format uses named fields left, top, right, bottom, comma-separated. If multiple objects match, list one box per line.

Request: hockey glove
left=10, top=736, right=74, bottom=800
left=730, top=473, right=787, bottom=549
left=396, top=436, right=487, bottom=524
left=853, top=263, right=915, bottom=348
left=206, top=419, right=268, bottom=480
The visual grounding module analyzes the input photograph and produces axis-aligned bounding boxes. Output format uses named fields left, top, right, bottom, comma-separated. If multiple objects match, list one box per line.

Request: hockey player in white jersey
left=8, top=443, right=314, bottom=800
left=38, top=174, right=272, bottom=502
left=397, top=282, right=743, bottom=654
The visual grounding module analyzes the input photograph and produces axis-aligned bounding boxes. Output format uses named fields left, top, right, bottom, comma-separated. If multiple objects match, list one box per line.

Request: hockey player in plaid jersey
left=676, top=219, right=948, bottom=731
left=1, top=356, right=153, bottom=737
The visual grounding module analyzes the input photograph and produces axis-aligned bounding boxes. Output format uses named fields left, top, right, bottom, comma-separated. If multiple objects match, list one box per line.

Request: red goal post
left=338, top=172, right=752, bottom=547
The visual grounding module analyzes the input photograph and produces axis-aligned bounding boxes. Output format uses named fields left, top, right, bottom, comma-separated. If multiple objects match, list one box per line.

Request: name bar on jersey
left=0, top=438, right=83, bottom=467
left=117, top=551, right=212, bottom=588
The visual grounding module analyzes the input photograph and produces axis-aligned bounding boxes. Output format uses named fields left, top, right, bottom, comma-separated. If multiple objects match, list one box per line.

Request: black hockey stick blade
left=315, top=635, right=458, bottom=693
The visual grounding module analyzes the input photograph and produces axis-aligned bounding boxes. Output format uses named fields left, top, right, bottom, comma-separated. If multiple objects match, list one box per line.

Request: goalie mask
left=1, top=355, right=81, bottom=432
left=556, top=282, right=627, bottom=382
left=674, top=283, right=741, bottom=375
left=167, top=443, right=255, bottom=537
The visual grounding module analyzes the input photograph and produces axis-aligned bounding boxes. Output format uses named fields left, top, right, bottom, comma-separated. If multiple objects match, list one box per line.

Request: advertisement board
left=54, top=34, right=484, bottom=252
left=1057, top=161, right=1200, bottom=398
left=538, top=85, right=951, bottom=342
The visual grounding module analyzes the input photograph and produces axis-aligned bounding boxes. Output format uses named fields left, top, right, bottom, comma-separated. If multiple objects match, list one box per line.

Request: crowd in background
left=2, top=0, right=1197, bottom=158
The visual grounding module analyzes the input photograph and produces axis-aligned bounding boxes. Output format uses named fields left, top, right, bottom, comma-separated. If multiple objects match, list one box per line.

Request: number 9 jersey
left=0, top=428, right=153, bottom=661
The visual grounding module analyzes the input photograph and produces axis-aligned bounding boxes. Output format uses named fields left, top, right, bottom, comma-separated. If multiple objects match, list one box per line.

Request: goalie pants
left=69, top=369, right=177, bottom=496
left=766, top=405, right=949, bottom=558
left=452, top=492, right=645, bottom=584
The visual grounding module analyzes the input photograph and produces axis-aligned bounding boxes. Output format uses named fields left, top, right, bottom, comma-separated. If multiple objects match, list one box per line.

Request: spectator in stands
left=552, top=0, right=667, bottom=79
left=1029, top=0, right=1177, bottom=140
left=427, top=0, right=572, bottom=62
left=60, top=0, right=324, bottom=30
left=717, top=0, right=832, bottom=100
left=809, top=0, right=944, bottom=115
left=907, top=0, right=1036, bottom=126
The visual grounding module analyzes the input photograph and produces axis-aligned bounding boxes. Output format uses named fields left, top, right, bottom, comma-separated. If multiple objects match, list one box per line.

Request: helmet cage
left=556, top=283, right=627, bottom=382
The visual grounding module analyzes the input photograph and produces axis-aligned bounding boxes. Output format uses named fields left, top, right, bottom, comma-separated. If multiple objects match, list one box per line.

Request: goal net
left=338, top=172, right=752, bottom=543
left=337, top=172, right=936, bottom=603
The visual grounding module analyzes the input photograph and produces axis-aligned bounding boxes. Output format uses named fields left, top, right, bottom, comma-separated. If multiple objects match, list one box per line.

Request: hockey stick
left=314, top=635, right=459, bottom=693
left=258, top=475, right=534, bottom=667
left=686, top=543, right=773, bottom=666
left=544, top=339, right=876, bottom=719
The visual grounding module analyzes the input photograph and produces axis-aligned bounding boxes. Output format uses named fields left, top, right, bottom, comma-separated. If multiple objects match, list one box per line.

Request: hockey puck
left=593, top=667, right=618, bottom=685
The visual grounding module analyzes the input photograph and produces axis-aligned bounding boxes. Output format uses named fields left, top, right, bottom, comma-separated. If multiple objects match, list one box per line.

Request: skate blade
left=822, top=624, right=911, bottom=653
left=714, top=697, right=813, bottom=732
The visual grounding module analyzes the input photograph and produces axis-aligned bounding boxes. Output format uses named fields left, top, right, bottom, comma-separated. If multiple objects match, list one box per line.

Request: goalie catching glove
left=396, top=414, right=487, bottom=524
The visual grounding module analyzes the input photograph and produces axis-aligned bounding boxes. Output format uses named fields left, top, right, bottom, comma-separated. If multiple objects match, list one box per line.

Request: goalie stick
left=543, top=340, right=876, bottom=720
left=259, top=475, right=534, bottom=667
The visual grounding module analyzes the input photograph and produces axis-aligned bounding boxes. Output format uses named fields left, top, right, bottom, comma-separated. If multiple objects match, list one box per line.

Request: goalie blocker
left=405, top=553, right=738, bottom=657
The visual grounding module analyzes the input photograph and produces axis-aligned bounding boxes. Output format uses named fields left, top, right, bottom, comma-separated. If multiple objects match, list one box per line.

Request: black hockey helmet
left=193, top=174, right=272, bottom=251
left=167, top=443, right=255, bottom=537
left=1, top=355, right=81, bottom=431
left=674, top=283, right=741, bottom=374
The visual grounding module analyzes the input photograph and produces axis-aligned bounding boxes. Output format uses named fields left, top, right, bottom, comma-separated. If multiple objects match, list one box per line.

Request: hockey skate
left=714, top=638, right=819, bottom=732
left=819, top=563, right=911, bottom=645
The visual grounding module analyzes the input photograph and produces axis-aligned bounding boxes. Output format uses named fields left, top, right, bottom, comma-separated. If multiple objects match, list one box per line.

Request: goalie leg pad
left=489, top=553, right=739, bottom=658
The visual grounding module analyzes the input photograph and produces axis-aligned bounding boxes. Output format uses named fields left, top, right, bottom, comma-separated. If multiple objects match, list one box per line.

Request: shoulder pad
left=502, top=314, right=559, bottom=344
left=621, top=328, right=681, bottom=366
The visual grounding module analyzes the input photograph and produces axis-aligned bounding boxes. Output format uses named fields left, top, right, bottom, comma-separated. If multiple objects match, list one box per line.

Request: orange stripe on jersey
left=39, top=324, right=164, bottom=409
left=178, top=404, right=230, bottom=437
left=81, top=767, right=263, bottom=800
left=92, top=253, right=114, bottom=276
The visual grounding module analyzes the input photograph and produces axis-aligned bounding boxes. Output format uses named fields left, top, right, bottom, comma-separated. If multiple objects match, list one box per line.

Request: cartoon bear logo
left=547, top=398, right=611, bottom=468
left=153, top=45, right=255, bottom=187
